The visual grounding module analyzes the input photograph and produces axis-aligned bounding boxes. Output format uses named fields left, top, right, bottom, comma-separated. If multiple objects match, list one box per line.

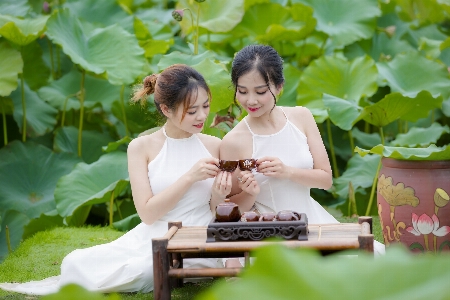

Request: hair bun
left=143, top=74, right=158, bottom=95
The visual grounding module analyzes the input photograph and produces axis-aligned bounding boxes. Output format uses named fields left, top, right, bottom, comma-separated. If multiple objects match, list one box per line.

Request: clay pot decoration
left=238, top=159, right=257, bottom=171
left=276, top=210, right=300, bottom=221
left=215, top=199, right=241, bottom=222
left=241, top=211, right=260, bottom=222
left=219, top=160, right=239, bottom=172
left=259, top=212, right=277, bottom=222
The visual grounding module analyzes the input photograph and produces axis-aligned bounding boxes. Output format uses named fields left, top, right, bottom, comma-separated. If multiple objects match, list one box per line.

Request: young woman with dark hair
left=220, top=45, right=384, bottom=260
left=1, top=64, right=232, bottom=295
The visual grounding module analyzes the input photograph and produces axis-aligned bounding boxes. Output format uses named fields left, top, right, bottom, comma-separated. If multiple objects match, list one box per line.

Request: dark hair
left=231, top=45, right=284, bottom=109
left=131, top=64, right=211, bottom=121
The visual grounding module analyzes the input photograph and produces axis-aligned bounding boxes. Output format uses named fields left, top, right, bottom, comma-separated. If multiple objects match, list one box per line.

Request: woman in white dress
left=0, top=64, right=231, bottom=295
left=219, top=45, right=384, bottom=263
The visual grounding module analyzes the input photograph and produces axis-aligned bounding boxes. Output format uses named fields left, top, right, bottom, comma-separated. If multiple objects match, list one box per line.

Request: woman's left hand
left=256, top=156, right=291, bottom=179
left=212, top=171, right=232, bottom=200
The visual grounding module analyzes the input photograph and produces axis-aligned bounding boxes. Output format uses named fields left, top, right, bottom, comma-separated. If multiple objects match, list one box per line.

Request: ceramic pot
left=241, top=211, right=260, bottom=222
left=215, top=199, right=241, bottom=222
left=259, top=212, right=276, bottom=222
left=377, top=158, right=450, bottom=253
left=219, top=160, right=238, bottom=172
left=238, top=159, right=257, bottom=171
left=276, top=210, right=300, bottom=221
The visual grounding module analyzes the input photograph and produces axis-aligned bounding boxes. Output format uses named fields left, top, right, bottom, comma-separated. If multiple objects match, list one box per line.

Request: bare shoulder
left=220, top=121, right=253, bottom=159
left=127, top=129, right=165, bottom=162
left=198, top=133, right=222, bottom=158
left=282, top=106, right=315, bottom=134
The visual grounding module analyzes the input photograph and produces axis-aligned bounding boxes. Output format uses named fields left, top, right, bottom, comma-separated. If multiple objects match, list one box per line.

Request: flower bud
left=172, top=10, right=184, bottom=22
left=42, top=1, right=51, bottom=14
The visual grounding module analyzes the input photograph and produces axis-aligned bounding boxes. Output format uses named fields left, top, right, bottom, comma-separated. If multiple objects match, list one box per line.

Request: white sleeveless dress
left=0, top=128, right=218, bottom=295
left=244, top=107, right=385, bottom=254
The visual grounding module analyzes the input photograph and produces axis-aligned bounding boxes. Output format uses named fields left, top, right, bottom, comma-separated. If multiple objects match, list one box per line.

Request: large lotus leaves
left=177, top=0, right=244, bottom=33
left=54, top=151, right=129, bottom=220
left=0, top=41, right=23, bottom=97
left=355, top=144, right=450, bottom=161
left=377, top=52, right=450, bottom=99
left=0, top=141, right=81, bottom=219
left=295, top=0, right=381, bottom=48
left=46, top=9, right=146, bottom=85
left=0, top=14, right=50, bottom=46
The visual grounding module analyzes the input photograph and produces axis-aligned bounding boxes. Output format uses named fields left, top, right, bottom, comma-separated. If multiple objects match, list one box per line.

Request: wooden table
left=152, top=216, right=373, bottom=300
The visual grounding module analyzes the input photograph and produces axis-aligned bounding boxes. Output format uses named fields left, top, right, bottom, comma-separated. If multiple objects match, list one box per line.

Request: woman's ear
left=160, top=104, right=171, bottom=118
left=276, top=83, right=285, bottom=95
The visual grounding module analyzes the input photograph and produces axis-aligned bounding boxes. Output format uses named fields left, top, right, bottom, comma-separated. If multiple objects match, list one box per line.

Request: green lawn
left=0, top=217, right=383, bottom=299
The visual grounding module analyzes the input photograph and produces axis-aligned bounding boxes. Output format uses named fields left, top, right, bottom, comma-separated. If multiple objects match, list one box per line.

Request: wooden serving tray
left=206, top=213, right=308, bottom=242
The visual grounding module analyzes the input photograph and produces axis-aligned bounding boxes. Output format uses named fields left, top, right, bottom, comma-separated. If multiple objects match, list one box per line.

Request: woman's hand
left=237, top=170, right=260, bottom=196
left=187, top=157, right=220, bottom=183
left=256, top=156, right=291, bottom=179
left=212, top=171, right=232, bottom=200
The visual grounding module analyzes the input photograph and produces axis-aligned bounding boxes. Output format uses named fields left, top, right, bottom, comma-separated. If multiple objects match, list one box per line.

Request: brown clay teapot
left=215, top=199, right=241, bottom=222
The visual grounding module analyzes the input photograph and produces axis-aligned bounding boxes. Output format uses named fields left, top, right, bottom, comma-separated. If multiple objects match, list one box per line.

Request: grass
left=0, top=217, right=383, bottom=299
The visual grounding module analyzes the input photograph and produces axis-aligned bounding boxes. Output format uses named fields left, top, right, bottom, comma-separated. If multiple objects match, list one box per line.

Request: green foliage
left=198, top=244, right=450, bottom=300
left=1, top=0, right=450, bottom=264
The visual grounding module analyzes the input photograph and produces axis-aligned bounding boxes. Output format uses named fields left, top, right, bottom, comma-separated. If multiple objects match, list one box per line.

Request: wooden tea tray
left=206, top=213, right=308, bottom=242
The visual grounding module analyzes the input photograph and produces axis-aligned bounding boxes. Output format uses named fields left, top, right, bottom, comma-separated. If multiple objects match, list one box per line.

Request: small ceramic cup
left=240, top=211, right=260, bottom=222
left=259, top=212, right=277, bottom=222
left=238, top=159, right=257, bottom=171
left=218, top=160, right=238, bottom=172
left=276, top=210, right=300, bottom=221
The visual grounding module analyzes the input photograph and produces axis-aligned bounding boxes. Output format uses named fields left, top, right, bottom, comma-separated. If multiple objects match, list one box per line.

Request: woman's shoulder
left=198, top=133, right=221, bottom=157
left=128, top=129, right=165, bottom=156
left=281, top=106, right=312, bottom=118
left=221, top=120, right=249, bottom=144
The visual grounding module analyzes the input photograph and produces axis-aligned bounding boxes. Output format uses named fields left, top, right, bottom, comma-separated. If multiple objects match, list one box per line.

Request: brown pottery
left=219, top=160, right=238, bottom=172
left=241, top=211, right=260, bottom=222
left=238, top=159, right=257, bottom=171
left=377, top=158, right=450, bottom=253
left=276, top=210, right=300, bottom=221
left=215, top=199, right=241, bottom=222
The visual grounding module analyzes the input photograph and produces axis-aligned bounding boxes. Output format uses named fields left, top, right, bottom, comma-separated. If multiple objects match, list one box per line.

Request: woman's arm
left=128, top=136, right=220, bottom=225
left=257, top=107, right=332, bottom=190
left=219, top=129, right=259, bottom=212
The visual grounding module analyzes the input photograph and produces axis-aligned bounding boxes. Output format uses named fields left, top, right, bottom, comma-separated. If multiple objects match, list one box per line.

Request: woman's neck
left=164, top=121, right=193, bottom=139
left=247, top=106, right=284, bottom=131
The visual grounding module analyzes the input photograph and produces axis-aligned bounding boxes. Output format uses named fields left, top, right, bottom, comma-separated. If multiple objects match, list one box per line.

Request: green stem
left=379, top=127, right=385, bottom=145
left=348, top=130, right=354, bottom=156
left=119, top=85, right=129, bottom=137
left=109, top=190, right=115, bottom=227
left=184, top=9, right=196, bottom=54
left=48, top=38, right=55, bottom=79
left=364, top=121, right=370, bottom=133
left=6, top=225, right=12, bottom=253
left=326, top=118, right=339, bottom=178
left=56, top=45, right=61, bottom=78
left=365, top=157, right=382, bottom=216
left=20, top=72, right=26, bottom=142
left=1, top=102, right=7, bottom=145
left=78, top=70, right=85, bottom=157
left=195, top=4, right=200, bottom=55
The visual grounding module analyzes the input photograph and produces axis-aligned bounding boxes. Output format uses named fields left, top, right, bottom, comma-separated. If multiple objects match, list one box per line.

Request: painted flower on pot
left=377, top=174, right=418, bottom=241
left=406, top=213, right=450, bottom=252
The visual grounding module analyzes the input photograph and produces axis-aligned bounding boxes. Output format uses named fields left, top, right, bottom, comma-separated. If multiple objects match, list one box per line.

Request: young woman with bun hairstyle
left=219, top=45, right=384, bottom=260
left=0, top=64, right=231, bottom=295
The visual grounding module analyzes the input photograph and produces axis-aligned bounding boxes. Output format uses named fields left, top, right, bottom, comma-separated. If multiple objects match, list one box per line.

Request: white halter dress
left=0, top=128, right=218, bottom=295
left=244, top=108, right=338, bottom=224
left=244, top=107, right=385, bottom=255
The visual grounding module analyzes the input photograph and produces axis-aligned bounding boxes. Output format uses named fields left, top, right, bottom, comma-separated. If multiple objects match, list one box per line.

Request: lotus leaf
left=10, top=81, right=57, bottom=138
left=0, top=141, right=81, bottom=219
left=55, top=151, right=129, bottom=221
left=294, top=0, right=381, bottom=49
left=46, top=9, right=146, bottom=85
left=0, top=41, right=23, bottom=97
left=0, top=14, right=49, bottom=46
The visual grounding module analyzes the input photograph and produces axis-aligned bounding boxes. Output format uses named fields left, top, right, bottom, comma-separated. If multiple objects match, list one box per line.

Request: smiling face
left=236, top=69, right=281, bottom=118
left=172, top=86, right=210, bottom=134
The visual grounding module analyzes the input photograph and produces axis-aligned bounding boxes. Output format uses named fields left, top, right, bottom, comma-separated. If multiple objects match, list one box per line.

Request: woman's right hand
left=237, top=170, right=260, bottom=196
left=187, top=157, right=220, bottom=183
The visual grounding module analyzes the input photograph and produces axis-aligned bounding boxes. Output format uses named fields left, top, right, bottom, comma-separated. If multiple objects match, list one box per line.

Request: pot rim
left=381, top=157, right=450, bottom=169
